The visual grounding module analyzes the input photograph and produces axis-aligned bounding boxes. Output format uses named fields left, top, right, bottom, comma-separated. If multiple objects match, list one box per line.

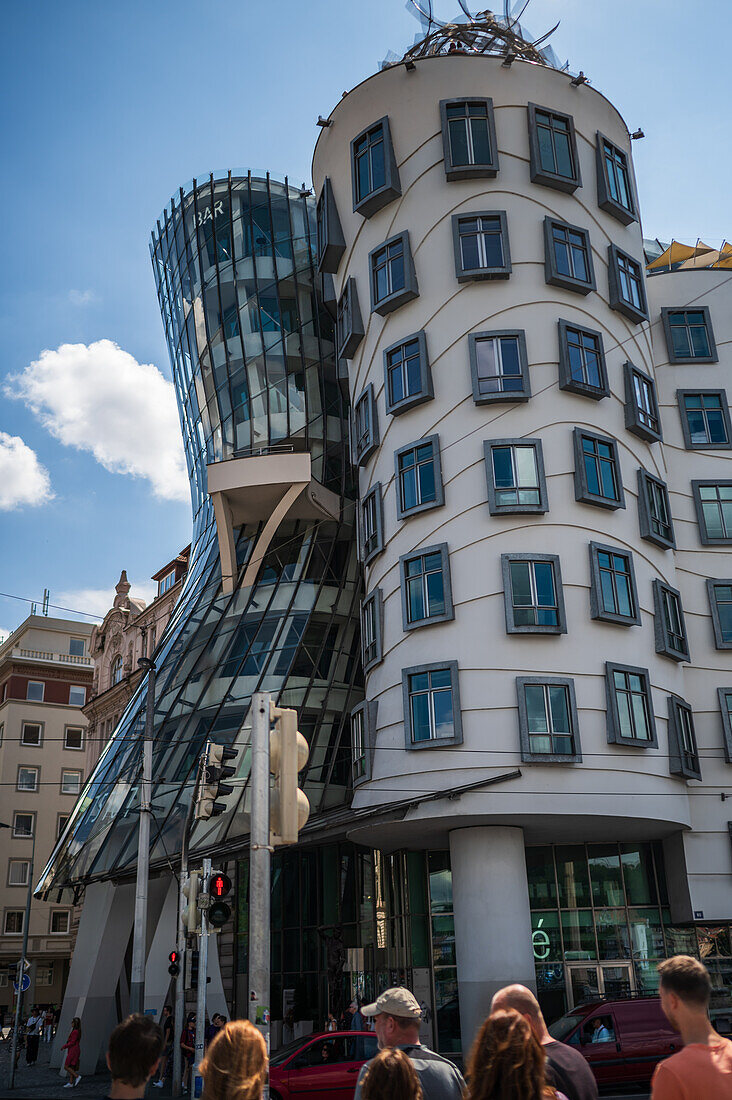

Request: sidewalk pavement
left=0, top=1037, right=175, bottom=1099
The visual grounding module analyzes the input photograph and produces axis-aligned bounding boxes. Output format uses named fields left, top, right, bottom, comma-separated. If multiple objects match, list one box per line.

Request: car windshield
left=548, top=1012, right=585, bottom=1042
left=270, top=1036, right=316, bottom=1067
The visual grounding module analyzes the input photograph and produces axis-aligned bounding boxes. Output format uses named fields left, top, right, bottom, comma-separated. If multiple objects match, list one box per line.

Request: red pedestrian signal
left=168, top=949, right=180, bottom=977
left=210, top=872, right=232, bottom=899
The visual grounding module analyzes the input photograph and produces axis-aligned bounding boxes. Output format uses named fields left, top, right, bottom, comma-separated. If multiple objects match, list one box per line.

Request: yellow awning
left=647, top=240, right=714, bottom=270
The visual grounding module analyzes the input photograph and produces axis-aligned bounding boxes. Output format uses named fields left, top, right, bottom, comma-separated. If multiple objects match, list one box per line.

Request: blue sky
left=0, top=0, right=728, bottom=637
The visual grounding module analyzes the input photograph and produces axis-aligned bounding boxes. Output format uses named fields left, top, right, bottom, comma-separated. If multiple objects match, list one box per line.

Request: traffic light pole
left=173, top=754, right=203, bottom=1099
left=8, top=828, right=35, bottom=1090
left=130, top=658, right=156, bottom=1015
left=249, top=691, right=271, bottom=1098
left=193, top=857, right=211, bottom=1098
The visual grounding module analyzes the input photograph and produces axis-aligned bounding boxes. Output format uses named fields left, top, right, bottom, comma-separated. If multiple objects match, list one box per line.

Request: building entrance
left=567, top=962, right=634, bottom=1008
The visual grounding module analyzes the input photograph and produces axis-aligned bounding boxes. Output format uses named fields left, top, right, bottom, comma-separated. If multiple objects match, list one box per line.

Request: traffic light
left=185, top=949, right=211, bottom=990
left=168, top=950, right=180, bottom=977
left=269, top=703, right=310, bottom=846
left=182, top=870, right=201, bottom=934
left=195, top=741, right=238, bottom=820
left=208, top=870, right=233, bottom=929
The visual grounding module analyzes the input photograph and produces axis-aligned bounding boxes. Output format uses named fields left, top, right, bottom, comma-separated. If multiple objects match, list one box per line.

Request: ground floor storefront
left=0, top=957, right=69, bottom=1027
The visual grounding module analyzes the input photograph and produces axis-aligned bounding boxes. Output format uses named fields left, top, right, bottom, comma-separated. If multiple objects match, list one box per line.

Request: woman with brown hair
left=61, top=1016, right=82, bottom=1089
left=360, top=1047, right=423, bottom=1100
left=466, top=1009, right=568, bottom=1100
left=200, top=1018, right=267, bottom=1100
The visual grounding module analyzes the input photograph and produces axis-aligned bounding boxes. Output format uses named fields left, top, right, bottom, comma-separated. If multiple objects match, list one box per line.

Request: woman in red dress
left=61, top=1017, right=82, bottom=1089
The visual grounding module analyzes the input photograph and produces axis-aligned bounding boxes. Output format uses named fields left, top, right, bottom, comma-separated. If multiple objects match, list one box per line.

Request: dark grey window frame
left=707, top=579, right=732, bottom=650
left=501, top=553, right=567, bottom=635
left=557, top=319, right=609, bottom=400
left=661, top=306, right=718, bottom=364
left=717, top=687, right=732, bottom=764
left=399, top=543, right=454, bottom=631
left=668, top=696, right=702, bottom=781
left=527, top=103, right=582, bottom=193
left=395, top=434, right=445, bottom=521
left=608, top=244, right=648, bottom=323
left=677, top=389, right=732, bottom=450
left=368, top=231, right=419, bottom=316
left=451, top=210, right=512, bottom=282
left=484, top=438, right=548, bottom=516
left=402, top=660, right=462, bottom=751
left=469, top=330, right=531, bottom=405
left=383, top=331, right=433, bottom=416
left=589, top=541, right=640, bottom=626
left=637, top=469, right=675, bottom=550
left=336, top=277, right=364, bottom=360
left=605, top=662, right=658, bottom=748
left=361, top=588, right=384, bottom=673
left=440, top=97, right=499, bottom=181
left=316, top=177, right=346, bottom=274
left=596, top=131, right=637, bottom=225
left=351, top=699, right=378, bottom=786
left=351, top=116, right=401, bottom=219
left=516, top=676, right=582, bottom=763
left=624, top=362, right=662, bottom=443
left=352, top=384, right=379, bottom=466
left=543, top=216, right=596, bottom=295
left=692, top=480, right=732, bottom=546
left=653, top=579, right=690, bottom=663
left=573, top=428, right=625, bottom=511
left=360, top=483, right=384, bottom=565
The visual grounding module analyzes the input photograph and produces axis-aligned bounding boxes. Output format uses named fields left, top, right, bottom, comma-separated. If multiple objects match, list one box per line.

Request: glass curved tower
left=37, top=172, right=363, bottom=895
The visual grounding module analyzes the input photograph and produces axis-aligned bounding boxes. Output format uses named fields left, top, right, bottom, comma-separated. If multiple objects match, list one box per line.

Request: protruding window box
left=596, top=133, right=637, bottom=225
left=678, top=390, right=732, bottom=450
left=543, top=217, right=596, bottom=295
left=708, top=579, right=732, bottom=650
left=360, top=484, right=384, bottom=565
left=558, top=320, right=608, bottom=400
left=605, top=663, right=657, bottom=748
left=485, top=438, right=548, bottom=515
left=662, top=307, right=717, bottom=364
left=402, top=661, right=462, bottom=750
left=608, top=244, right=648, bottom=323
left=516, top=677, right=581, bottom=763
left=395, top=435, right=444, bottom=520
left=351, top=700, right=378, bottom=785
left=653, top=579, right=690, bottom=663
left=384, top=332, right=433, bottom=416
left=668, top=697, right=701, bottom=781
left=624, top=362, right=662, bottom=443
left=502, top=554, right=566, bottom=635
left=400, top=544, right=454, bottom=631
left=638, top=470, right=675, bottom=550
left=369, top=232, right=418, bottom=316
left=692, top=481, right=732, bottom=545
left=440, top=98, right=499, bottom=181
left=452, top=211, right=511, bottom=282
left=351, top=116, right=401, bottom=219
left=527, top=104, right=582, bottom=193
left=337, top=277, right=364, bottom=360
left=589, top=542, right=639, bottom=626
left=352, top=384, right=379, bottom=466
left=361, top=589, right=384, bottom=673
left=316, top=177, right=346, bottom=274
left=573, top=429, right=624, bottom=511
left=469, top=331, right=531, bottom=404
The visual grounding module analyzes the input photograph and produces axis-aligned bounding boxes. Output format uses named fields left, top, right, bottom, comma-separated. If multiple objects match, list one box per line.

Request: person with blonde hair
left=200, top=1018, right=267, bottom=1100
left=466, top=1008, right=567, bottom=1100
left=361, top=1047, right=424, bottom=1100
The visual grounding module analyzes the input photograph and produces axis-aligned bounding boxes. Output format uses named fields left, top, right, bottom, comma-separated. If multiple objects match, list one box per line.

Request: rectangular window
left=69, top=685, right=86, bottom=706
left=653, top=580, right=690, bottom=662
left=353, top=384, right=379, bottom=465
left=8, top=861, right=29, bottom=887
left=69, top=638, right=85, bottom=657
left=692, top=481, right=732, bottom=545
left=64, top=727, right=84, bottom=750
left=61, top=770, right=82, bottom=795
left=4, top=911, right=24, bottom=935
left=360, top=484, right=384, bottom=564
left=17, top=767, right=39, bottom=792
left=573, top=430, right=624, bottom=510
left=50, top=910, right=71, bottom=935
left=543, top=217, right=595, bottom=294
left=13, top=813, right=34, bottom=838
left=502, top=555, right=566, bottom=634
left=662, top=308, right=717, bottom=363
left=400, top=544, right=454, bottom=630
left=369, top=231, right=418, bottom=315
left=315, top=177, right=345, bottom=274
left=452, top=211, right=511, bottom=281
left=589, top=543, right=639, bottom=626
left=403, top=662, right=462, bottom=748
left=441, top=98, right=498, bottom=180
left=678, top=391, right=731, bottom=449
left=608, top=245, right=648, bottom=323
left=517, top=678, right=581, bottom=762
left=158, top=571, right=175, bottom=596
left=638, top=470, right=675, bottom=549
left=469, top=330, right=530, bottom=404
left=351, top=117, right=401, bottom=218
left=668, top=698, right=701, bottom=781
left=21, top=722, right=42, bottom=747
left=528, top=104, right=581, bottom=192
left=36, top=964, right=53, bottom=987
left=361, top=590, right=383, bottom=672
left=57, top=814, right=69, bottom=839
left=26, top=680, right=44, bottom=702
left=352, top=706, right=366, bottom=782
left=485, top=439, right=547, bottom=514
left=558, top=320, right=608, bottom=399
left=596, top=133, right=636, bottom=224
left=384, top=332, right=433, bottom=415
left=708, top=580, right=732, bottom=650
left=718, top=689, right=732, bottom=764
left=605, top=663, right=657, bottom=747
left=336, top=277, right=364, bottom=360
left=395, top=435, right=444, bottom=519
left=624, top=363, right=662, bottom=442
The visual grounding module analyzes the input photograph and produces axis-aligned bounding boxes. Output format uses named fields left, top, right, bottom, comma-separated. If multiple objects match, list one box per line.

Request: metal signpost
left=130, top=658, right=156, bottom=1015
left=249, top=692, right=272, bottom=1100
left=193, top=857, right=211, bottom=1100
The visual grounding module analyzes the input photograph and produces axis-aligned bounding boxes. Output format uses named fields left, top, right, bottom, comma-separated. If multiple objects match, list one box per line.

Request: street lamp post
left=129, top=657, right=156, bottom=1016
left=8, top=821, right=35, bottom=1090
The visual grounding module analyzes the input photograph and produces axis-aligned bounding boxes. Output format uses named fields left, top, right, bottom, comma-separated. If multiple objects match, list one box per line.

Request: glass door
left=566, top=962, right=634, bottom=1008
left=568, top=964, right=600, bottom=1007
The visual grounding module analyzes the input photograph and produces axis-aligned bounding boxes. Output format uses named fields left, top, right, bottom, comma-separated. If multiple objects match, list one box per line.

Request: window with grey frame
left=543, top=217, right=596, bottom=294
left=596, top=133, right=637, bottom=224
left=653, top=579, right=689, bottom=662
left=383, top=332, right=433, bottom=416
left=502, top=554, right=566, bottom=634
left=351, top=700, right=376, bottom=784
left=558, top=320, right=608, bottom=399
left=662, top=308, right=717, bottom=364
left=527, top=104, right=581, bottom=192
left=469, top=330, right=530, bottom=404
left=336, top=277, right=364, bottom=359
left=395, top=436, right=444, bottom=519
left=484, top=439, right=548, bottom=515
left=316, top=177, right=346, bottom=273
left=440, top=98, right=499, bottom=180
left=516, top=677, right=581, bottom=762
left=353, top=384, right=379, bottom=466
left=678, top=391, right=731, bottom=449
left=400, top=544, right=454, bottom=630
left=692, top=481, right=732, bottom=545
left=369, top=232, right=418, bottom=316
left=608, top=244, right=648, bottom=323
left=402, top=662, right=462, bottom=748
left=637, top=470, right=675, bottom=550
left=624, top=363, right=662, bottom=443
left=360, top=484, right=384, bottom=564
left=361, top=589, right=383, bottom=672
left=452, top=211, right=511, bottom=281
left=707, top=579, right=732, bottom=650
left=589, top=543, right=640, bottom=626
left=573, top=429, right=624, bottom=510
left=351, top=116, right=401, bottom=218
left=717, top=688, right=732, bottom=764
left=668, top=697, right=701, bottom=781
left=605, top=663, right=657, bottom=747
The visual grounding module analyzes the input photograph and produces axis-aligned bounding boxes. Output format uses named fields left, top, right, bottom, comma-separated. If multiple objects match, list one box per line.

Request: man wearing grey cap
left=354, top=987, right=465, bottom=1100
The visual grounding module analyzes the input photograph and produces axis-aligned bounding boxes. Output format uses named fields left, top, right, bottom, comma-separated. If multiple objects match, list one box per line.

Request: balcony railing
left=13, top=648, right=93, bottom=667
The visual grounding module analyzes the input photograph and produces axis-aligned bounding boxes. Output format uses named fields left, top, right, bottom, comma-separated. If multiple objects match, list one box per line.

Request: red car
left=270, top=1031, right=378, bottom=1100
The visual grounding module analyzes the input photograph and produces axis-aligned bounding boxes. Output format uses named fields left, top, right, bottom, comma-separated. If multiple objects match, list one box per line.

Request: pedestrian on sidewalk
left=25, top=1007, right=42, bottom=1065
left=200, top=1018, right=267, bottom=1100
left=360, top=1047, right=423, bottom=1100
left=466, top=1008, right=568, bottom=1100
left=61, top=1015, right=82, bottom=1088
left=102, top=1012, right=164, bottom=1100
left=43, top=1005, right=55, bottom=1043
left=151, top=1004, right=173, bottom=1089
left=181, top=1011, right=196, bottom=1092
left=490, top=985, right=598, bottom=1100
left=652, top=954, right=732, bottom=1098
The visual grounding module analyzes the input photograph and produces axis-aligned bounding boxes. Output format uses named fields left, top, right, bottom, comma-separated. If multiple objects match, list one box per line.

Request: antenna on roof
left=42, top=588, right=49, bottom=616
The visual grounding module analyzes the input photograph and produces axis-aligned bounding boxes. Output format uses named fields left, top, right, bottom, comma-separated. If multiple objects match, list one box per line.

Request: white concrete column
left=449, top=826, right=535, bottom=1056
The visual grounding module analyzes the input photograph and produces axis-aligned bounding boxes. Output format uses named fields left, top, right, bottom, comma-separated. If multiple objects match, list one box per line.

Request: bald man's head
left=491, top=985, right=548, bottom=1041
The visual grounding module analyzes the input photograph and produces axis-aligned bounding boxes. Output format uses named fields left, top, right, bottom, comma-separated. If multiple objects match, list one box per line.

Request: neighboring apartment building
left=83, top=549, right=189, bottom=770
left=0, top=616, right=93, bottom=1017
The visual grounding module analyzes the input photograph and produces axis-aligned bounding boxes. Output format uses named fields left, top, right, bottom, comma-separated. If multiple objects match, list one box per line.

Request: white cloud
left=68, top=289, right=97, bottom=306
left=0, top=431, right=53, bottom=511
left=6, top=339, right=189, bottom=503
left=56, top=580, right=158, bottom=621
left=0, top=627, right=13, bottom=644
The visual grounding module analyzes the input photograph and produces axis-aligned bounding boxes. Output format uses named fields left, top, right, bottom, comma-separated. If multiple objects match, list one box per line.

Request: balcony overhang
left=207, top=452, right=341, bottom=594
